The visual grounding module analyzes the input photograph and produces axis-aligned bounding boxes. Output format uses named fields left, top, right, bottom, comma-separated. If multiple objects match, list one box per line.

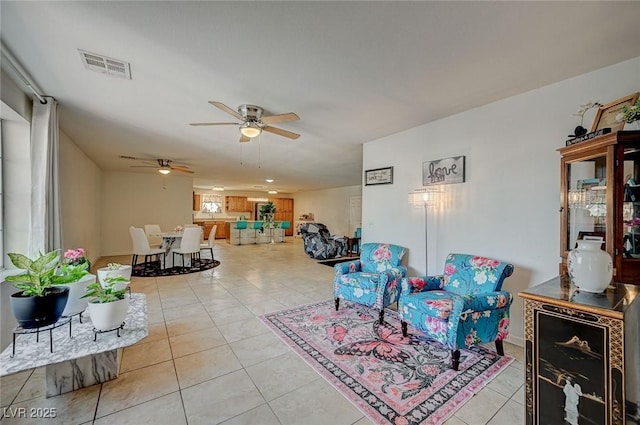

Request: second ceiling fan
left=190, top=101, right=300, bottom=143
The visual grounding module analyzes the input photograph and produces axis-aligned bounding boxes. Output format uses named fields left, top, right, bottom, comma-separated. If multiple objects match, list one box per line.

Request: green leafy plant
left=82, top=277, right=129, bottom=303
left=620, top=99, right=640, bottom=124
left=259, top=201, right=277, bottom=228
left=53, top=262, right=89, bottom=286
left=6, top=250, right=61, bottom=297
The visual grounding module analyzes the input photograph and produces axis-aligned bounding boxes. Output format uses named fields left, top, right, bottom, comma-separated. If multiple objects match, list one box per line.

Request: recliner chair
left=299, top=222, right=347, bottom=259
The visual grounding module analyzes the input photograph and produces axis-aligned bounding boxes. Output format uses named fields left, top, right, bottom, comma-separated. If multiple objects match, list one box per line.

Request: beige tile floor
left=0, top=238, right=525, bottom=424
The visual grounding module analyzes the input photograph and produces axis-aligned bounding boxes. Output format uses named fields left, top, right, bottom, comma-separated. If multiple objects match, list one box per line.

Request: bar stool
left=280, top=221, right=291, bottom=242
left=253, top=221, right=263, bottom=243
left=236, top=220, right=248, bottom=245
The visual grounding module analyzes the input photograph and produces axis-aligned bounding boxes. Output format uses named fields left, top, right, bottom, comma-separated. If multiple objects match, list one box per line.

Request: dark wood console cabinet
left=520, top=276, right=640, bottom=425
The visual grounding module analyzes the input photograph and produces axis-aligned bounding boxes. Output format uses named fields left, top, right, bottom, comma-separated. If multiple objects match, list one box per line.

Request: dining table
left=159, top=232, right=183, bottom=268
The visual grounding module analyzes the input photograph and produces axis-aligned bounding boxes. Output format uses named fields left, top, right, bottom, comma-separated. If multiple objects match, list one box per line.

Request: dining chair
left=143, top=224, right=163, bottom=248
left=130, top=226, right=166, bottom=274
left=172, top=226, right=202, bottom=267
left=200, top=225, right=217, bottom=260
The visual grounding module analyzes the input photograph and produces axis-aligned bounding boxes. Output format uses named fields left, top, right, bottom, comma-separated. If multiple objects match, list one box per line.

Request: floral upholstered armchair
left=398, top=253, right=514, bottom=370
left=334, top=243, right=407, bottom=324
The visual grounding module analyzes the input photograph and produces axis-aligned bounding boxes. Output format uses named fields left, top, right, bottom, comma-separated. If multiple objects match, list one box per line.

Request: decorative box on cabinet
left=558, top=130, right=640, bottom=284
left=519, top=276, right=640, bottom=425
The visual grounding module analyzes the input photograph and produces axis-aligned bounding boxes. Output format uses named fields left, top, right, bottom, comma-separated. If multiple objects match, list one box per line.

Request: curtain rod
left=1, top=41, right=47, bottom=104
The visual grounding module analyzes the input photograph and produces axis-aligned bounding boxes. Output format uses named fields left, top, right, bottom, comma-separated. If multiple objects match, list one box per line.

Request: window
left=201, top=194, right=224, bottom=213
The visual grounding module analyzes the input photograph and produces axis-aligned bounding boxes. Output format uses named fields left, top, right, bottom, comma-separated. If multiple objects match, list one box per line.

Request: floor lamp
left=408, top=187, right=442, bottom=274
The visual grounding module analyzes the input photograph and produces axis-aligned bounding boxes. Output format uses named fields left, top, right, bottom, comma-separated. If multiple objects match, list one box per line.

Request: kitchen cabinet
left=519, top=276, right=639, bottom=425
left=194, top=220, right=227, bottom=239
left=559, top=130, right=640, bottom=284
left=271, top=197, right=294, bottom=236
left=225, top=196, right=251, bottom=212
left=193, top=193, right=201, bottom=211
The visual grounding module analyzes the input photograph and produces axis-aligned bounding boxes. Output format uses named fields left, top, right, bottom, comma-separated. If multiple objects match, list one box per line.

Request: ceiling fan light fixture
left=158, top=166, right=171, bottom=175
left=240, top=122, right=262, bottom=138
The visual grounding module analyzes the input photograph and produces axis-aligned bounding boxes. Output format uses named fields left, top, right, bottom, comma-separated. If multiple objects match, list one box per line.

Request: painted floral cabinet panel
left=520, top=276, right=640, bottom=425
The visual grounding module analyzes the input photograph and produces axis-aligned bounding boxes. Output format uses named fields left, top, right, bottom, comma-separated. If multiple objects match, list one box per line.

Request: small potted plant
left=6, top=250, right=70, bottom=329
left=618, top=98, right=640, bottom=130
left=96, top=262, right=132, bottom=291
left=53, top=248, right=96, bottom=317
left=82, top=277, right=130, bottom=331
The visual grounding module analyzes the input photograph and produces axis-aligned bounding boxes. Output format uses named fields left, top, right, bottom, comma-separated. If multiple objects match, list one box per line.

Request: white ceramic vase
left=567, top=240, right=613, bottom=293
left=88, top=295, right=130, bottom=331
left=625, top=120, right=640, bottom=131
left=61, top=273, right=96, bottom=316
left=97, top=265, right=132, bottom=291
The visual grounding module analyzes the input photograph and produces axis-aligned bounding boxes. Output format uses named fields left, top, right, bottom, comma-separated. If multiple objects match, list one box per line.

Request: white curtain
left=29, top=97, right=62, bottom=255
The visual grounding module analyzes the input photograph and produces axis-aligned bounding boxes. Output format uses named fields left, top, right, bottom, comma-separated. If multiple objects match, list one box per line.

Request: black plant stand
left=12, top=317, right=72, bottom=357
left=93, top=322, right=125, bottom=342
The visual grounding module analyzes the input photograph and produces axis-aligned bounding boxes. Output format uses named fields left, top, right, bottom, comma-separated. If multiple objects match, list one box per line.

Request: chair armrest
left=461, top=290, right=512, bottom=312
left=399, top=275, right=445, bottom=297
left=334, top=260, right=362, bottom=276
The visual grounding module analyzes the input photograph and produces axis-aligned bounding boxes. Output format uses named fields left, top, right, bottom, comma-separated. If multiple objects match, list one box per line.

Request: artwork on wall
left=423, top=156, right=465, bottom=186
left=365, top=166, right=393, bottom=186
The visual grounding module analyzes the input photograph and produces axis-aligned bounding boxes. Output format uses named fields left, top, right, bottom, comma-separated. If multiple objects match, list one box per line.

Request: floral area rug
left=131, top=258, right=220, bottom=277
left=260, top=300, right=513, bottom=425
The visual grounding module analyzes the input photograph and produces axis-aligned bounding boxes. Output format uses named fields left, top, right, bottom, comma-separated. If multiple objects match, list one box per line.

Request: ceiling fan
left=120, top=156, right=194, bottom=174
left=190, top=101, right=300, bottom=143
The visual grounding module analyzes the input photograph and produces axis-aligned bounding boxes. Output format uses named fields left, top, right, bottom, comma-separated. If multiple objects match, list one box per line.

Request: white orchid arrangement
left=616, top=99, right=640, bottom=124
left=573, top=101, right=602, bottom=126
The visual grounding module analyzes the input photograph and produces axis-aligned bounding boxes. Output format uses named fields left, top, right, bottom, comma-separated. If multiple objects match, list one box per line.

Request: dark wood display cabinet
left=520, top=276, right=640, bottom=425
left=558, top=130, right=640, bottom=284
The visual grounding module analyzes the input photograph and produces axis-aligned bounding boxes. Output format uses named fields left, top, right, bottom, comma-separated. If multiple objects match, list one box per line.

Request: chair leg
left=451, top=349, right=461, bottom=371
left=334, top=298, right=340, bottom=311
left=131, top=254, right=138, bottom=267
left=495, top=340, right=505, bottom=356
left=401, top=321, right=408, bottom=337
left=378, top=310, right=384, bottom=325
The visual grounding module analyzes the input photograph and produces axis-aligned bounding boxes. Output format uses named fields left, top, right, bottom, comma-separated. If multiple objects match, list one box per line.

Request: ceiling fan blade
left=171, top=165, right=192, bottom=172
left=190, top=122, right=239, bottom=126
left=130, top=165, right=158, bottom=168
left=261, top=112, right=300, bottom=124
left=209, top=101, right=243, bottom=120
left=172, top=167, right=194, bottom=174
left=239, top=134, right=250, bottom=143
left=263, top=125, right=300, bottom=140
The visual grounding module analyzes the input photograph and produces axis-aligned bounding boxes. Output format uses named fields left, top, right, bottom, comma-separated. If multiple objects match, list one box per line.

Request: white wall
left=58, top=130, right=102, bottom=264
left=363, top=56, right=640, bottom=345
left=101, top=171, right=193, bottom=255
left=294, top=185, right=362, bottom=236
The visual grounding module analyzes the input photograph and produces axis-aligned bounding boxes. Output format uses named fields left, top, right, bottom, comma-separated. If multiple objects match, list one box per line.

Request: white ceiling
left=2, top=1, right=640, bottom=193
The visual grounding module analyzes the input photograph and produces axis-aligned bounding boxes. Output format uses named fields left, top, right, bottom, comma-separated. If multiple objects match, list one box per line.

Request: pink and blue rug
left=260, top=300, right=513, bottom=425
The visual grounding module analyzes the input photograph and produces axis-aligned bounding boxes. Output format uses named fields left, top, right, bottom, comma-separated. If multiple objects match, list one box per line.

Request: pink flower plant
left=63, top=248, right=88, bottom=266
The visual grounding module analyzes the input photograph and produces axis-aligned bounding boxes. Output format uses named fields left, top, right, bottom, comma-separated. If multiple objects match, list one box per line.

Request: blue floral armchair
left=334, top=243, right=407, bottom=324
left=398, top=253, right=514, bottom=370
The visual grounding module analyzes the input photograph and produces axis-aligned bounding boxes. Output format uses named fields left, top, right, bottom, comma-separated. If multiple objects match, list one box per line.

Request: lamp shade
left=240, top=122, right=262, bottom=138
left=408, top=187, right=442, bottom=207
left=158, top=167, right=171, bottom=175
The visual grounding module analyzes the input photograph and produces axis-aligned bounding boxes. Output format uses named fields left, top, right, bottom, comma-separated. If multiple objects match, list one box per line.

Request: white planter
left=625, top=120, right=640, bottom=131
left=567, top=240, right=613, bottom=293
left=88, top=295, right=130, bottom=331
left=60, top=273, right=96, bottom=316
left=97, top=265, right=132, bottom=291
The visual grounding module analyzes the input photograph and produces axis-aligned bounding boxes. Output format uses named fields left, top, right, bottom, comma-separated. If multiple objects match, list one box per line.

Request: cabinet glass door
left=565, top=154, right=607, bottom=253
left=622, top=146, right=640, bottom=259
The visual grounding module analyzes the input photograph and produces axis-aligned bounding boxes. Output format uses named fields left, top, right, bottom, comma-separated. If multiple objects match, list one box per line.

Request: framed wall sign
left=423, top=156, right=465, bottom=186
left=591, top=92, right=639, bottom=133
left=365, top=166, right=393, bottom=186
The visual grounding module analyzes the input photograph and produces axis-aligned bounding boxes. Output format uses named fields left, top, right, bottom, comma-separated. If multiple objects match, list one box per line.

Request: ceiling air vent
left=78, top=49, right=131, bottom=80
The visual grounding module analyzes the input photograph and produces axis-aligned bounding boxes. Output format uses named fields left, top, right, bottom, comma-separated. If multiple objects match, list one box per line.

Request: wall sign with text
left=422, top=156, right=465, bottom=186
left=365, top=167, right=393, bottom=186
